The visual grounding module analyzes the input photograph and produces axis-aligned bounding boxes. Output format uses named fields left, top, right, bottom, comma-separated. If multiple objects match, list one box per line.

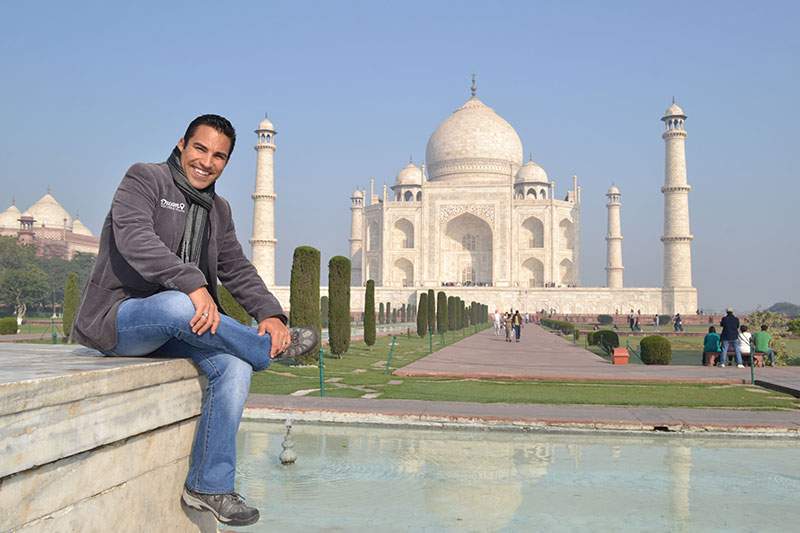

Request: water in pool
left=234, top=420, right=799, bottom=532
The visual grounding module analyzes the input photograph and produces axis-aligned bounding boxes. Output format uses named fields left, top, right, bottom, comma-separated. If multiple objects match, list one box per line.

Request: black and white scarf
left=166, top=147, right=215, bottom=265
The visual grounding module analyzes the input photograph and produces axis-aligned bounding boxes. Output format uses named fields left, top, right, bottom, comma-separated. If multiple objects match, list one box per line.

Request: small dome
left=257, top=117, right=275, bottom=131
left=352, top=189, right=364, bottom=198
left=395, top=162, right=422, bottom=186
left=607, top=185, right=620, bottom=195
left=0, top=204, right=21, bottom=229
left=515, top=159, right=548, bottom=183
left=71, top=218, right=94, bottom=236
left=24, top=193, right=72, bottom=229
left=663, top=102, right=686, bottom=118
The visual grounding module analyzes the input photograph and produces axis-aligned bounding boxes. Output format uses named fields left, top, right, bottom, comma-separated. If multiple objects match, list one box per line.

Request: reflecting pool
left=235, top=421, right=799, bottom=532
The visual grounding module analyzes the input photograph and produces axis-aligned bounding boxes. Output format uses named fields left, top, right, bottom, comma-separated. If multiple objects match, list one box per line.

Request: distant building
left=0, top=192, right=99, bottom=259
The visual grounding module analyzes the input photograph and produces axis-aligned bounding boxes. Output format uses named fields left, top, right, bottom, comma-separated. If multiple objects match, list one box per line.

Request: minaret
left=349, top=189, right=364, bottom=285
left=250, top=115, right=277, bottom=287
left=605, top=185, right=623, bottom=288
left=661, top=101, right=693, bottom=289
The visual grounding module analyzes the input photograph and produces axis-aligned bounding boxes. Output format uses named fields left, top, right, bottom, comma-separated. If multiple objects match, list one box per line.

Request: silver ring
left=201, top=312, right=209, bottom=318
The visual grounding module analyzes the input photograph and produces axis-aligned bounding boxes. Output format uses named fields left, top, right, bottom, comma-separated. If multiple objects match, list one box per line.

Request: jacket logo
left=160, top=199, right=186, bottom=212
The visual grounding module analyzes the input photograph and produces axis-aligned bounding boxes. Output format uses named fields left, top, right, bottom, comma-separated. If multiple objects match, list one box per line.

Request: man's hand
left=258, top=317, right=290, bottom=358
left=188, top=286, right=220, bottom=335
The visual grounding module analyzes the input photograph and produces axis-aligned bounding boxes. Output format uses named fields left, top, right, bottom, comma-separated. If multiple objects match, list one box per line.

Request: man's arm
left=112, top=163, right=207, bottom=294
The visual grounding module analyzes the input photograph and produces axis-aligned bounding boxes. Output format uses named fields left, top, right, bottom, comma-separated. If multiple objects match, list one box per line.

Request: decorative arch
left=416, top=191, right=422, bottom=201
left=442, top=212, right=493, bottom=285
left=521, top=217, right=544, bottom=248
left=366, top=258, right=380, bottom=284
left=393, top=218, right=414, bottom=249
left=559, top=258, right=574, bottom=285
left=404, top=190, right=413, bottom=202
left=393, top=258, right=414, bottom=287
left=522, top=258, right=544, bottom=287
left=367, top=221, right=381, bottom=251
left=265, top=134, right=271, bottom=143
left=559, top=219, right=574, bottom=250
left=527, top=188, right=537, bottom=199
left=540, top=188, right=547, bottom=199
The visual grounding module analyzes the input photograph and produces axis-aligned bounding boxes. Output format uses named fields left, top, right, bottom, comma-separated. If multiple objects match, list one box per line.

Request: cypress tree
left=320, top=296, right=329, bottom=328
left=328, top=256, right=351, bottom=356
left=386, top=302, right=392, bottom=323
left=62, top=272, right=79, bottom=342
left=289, top=246, right=321, bottom=363
left=364, top=280, right=376, bottom=346
left=436, top=291, right=447, bottom=334
left=400, top=303, right=406, bottom=322
left=379, top=302, right=385, bottom=324
left=447, top=296, right=455, bottom=331
left=426, top=289, right=435, bottom=332
left=416, top=292, right=428, bottom=337
left=218, top=284, right=251, bottom=326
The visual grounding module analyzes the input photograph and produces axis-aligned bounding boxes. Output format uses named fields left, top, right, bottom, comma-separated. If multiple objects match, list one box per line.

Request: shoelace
left=230, top=492, right=246, bottom=504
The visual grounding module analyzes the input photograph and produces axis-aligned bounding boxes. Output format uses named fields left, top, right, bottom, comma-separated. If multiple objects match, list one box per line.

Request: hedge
left=540, top=318, right=576, bottom=335
left=436, top=292, right=447, bottom=334
left=379, top=302, right=385, bottom=325
left=427, top=289, right=435, bottom=333
left=417, top=292, right=428, bottom=337
left=386, top=302, right=392, bottom=323
left=289, top=246, right=321, bottom=363
left=0, top=317, right=16, bottom=335
left=218, top=284, right=251, bottom=326
left=328, top=256, right=351, bottom=356
left=658, top=314, right=672, bottom=326
left=640, top=335, right=672, bottom=365
left=320, top=296, right=329, bottom=328
left=364, top=280, right=376, bottom=346
left=62, top=272, right=80, bottom=341
left=447, top=296, right=456, bottom=331
left=597, top=314, right=613, bottom=325
left=587, top=329, right=620, bottom=349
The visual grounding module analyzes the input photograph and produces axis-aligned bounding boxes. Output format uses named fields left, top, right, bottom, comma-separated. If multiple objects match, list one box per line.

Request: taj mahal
left=250, top=79, right=697, bottom=315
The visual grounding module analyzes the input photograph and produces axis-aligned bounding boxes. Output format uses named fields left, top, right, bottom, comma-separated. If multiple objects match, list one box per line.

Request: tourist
left=504, top=313, right=513, bottom=342
left=702, top=326, right=721, bottom=365
left=72, top=115, right=317, bottom=527
left=738, top=325, right=753, bottom=364
left=628, top=310, right=635, bottom=331
left=493, top=309, right=502, bottom=336
left=719, top=308, right=743, bottom=368
left=512, top=310, right=523, bottom=342
left=673, top=313, right=683, bottom=332
left=653, top=314, right=659, bottom=331
left=752, top=325, right=777, bottom=366
left=633, top=313, right=641, bottom=332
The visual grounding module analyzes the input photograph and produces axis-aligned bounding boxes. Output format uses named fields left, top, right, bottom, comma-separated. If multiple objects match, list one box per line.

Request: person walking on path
left=702, top=326, right=721, bottom=366
left=493, top=310, right=502, bottom=336
left=752, top=325, right=777, bottom=366
left=719, top=308, right=743, bottom=368
left=512, top=310, right=523, bottom=342
left=653, top=314, right=659, bottom=332
left=72, top=115, right=317, bottom=527
left=628, top=310, right=635, bottom=331
left=673, top=313, right=683, bottom=332
left=504, top=313, right=513, bottom=342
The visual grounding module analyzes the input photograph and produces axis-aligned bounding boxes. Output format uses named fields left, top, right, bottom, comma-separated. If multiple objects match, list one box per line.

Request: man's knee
left=154, top=290, right=196, bottom=323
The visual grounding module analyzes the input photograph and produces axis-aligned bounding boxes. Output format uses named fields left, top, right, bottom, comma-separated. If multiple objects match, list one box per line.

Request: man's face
left=177, top=124, right=232, bottom=189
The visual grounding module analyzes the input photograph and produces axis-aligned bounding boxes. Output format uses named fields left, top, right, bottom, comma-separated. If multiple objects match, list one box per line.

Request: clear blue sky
left=1, top=0, right=797, bottom=311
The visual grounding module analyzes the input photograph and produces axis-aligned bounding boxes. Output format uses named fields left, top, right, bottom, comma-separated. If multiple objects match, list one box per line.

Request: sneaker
left=276, top=327, right=319, bottom=360
left=737, top=364, right=745, bottom=368
left=720, top=364, right=726, bottom=368
left=182, top=487, right=259, bottom=526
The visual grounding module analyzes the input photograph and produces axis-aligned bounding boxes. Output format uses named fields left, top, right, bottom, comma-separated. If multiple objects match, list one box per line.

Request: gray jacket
left=73, top=161, right=285, bottom=352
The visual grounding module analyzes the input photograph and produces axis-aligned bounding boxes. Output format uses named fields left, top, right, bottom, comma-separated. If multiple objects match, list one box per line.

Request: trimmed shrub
left=0, top=317, right=16, bottom=335
left=658, top=314, right=672, bottom=326
left=364, top=280, right=376, bottom=346
left=788, top=319, right=800, bottom=336
left=427, top=289, right=435, bottom=333
left=436, top=291, right=447, bottom=334
left=597, top=314, right=613, bottom=325
left=386, top=303, right=392, bottom=323
left=417, top=293, right=428, bottom=337
left=289, top=246, right=321, bottom=363
left=379, top=302, right=385, bottom=325
left=218, top=284, right=251, bottom=326
left=320, top=296, right=329, bottom=328
left=447, top=296, right=456, bottom=331
left=588, top=329, right=619, bottom=348
left=328, top=256, right=351, bottom=357
left=640, top=335, right=672, bottom=365
left=62, top=272, right=80, bottom=341
left=540, top=318, right=576, bottom=336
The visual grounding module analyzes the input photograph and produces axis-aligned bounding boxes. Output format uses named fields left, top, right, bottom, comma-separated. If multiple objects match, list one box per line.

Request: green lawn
left=251, top=328, right=799, bottom=410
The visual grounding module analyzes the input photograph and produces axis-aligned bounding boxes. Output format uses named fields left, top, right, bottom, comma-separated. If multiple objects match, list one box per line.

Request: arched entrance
left=442, top=212, right=493, bottom=285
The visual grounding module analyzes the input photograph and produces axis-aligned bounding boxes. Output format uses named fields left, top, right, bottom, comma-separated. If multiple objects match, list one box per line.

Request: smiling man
left=73, top=114, right=317, bottom=527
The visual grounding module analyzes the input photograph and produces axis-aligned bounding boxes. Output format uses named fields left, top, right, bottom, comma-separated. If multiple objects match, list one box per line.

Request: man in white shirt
left=493, top=310, right=502, bottom=336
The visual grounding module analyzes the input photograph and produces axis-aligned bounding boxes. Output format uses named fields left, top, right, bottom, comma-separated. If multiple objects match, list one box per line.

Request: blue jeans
left=720, top=339, right=742, bottom=366
left=104, top=291, right=271, bottom=494
left=513, top=325, right=521, bottom=340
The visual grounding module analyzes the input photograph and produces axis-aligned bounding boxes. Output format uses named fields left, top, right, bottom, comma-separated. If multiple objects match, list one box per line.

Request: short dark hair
left=708, top=326, right=716, bottom=333
left=740, top=325, right=748, bottom=332
left=183, top=114, right=236, bottom=156
left=761, top=324, right=768, bottom=331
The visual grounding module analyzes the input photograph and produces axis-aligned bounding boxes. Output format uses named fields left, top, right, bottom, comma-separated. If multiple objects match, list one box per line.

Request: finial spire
left=409, top=154, right=413, bottom=164
left=672, top=96, right=675, bottom=104
left=528, top=152, right=532, bottom=162
left=11, top=196, right=15, bottom=206
left=47, top=185, right=51, bottom=194
left=470, top=74, right=477, bottom=97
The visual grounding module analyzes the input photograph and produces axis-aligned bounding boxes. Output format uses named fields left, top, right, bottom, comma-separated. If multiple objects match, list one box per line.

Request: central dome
left=425, top=96, right=523, bottom=181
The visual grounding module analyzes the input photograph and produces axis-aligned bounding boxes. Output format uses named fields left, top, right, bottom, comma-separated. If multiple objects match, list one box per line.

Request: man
left=752, top=324, right=777, bottom=366
left=73, top=115, right=316, bottom=527
left=719, top=308, right=743, bottom=368
left=512, top=310, right=522, bottom=342
left=493, top=309, right=502, bottom=336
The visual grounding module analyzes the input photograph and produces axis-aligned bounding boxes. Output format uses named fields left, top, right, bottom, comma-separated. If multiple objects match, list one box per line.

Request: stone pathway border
left=245, top=394, right=800, bottom=437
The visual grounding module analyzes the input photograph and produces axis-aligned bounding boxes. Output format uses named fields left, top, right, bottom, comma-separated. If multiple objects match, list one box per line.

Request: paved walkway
left=394, top=325, right=800, bottom=394
left=245, top=394, right=800, bottom=435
